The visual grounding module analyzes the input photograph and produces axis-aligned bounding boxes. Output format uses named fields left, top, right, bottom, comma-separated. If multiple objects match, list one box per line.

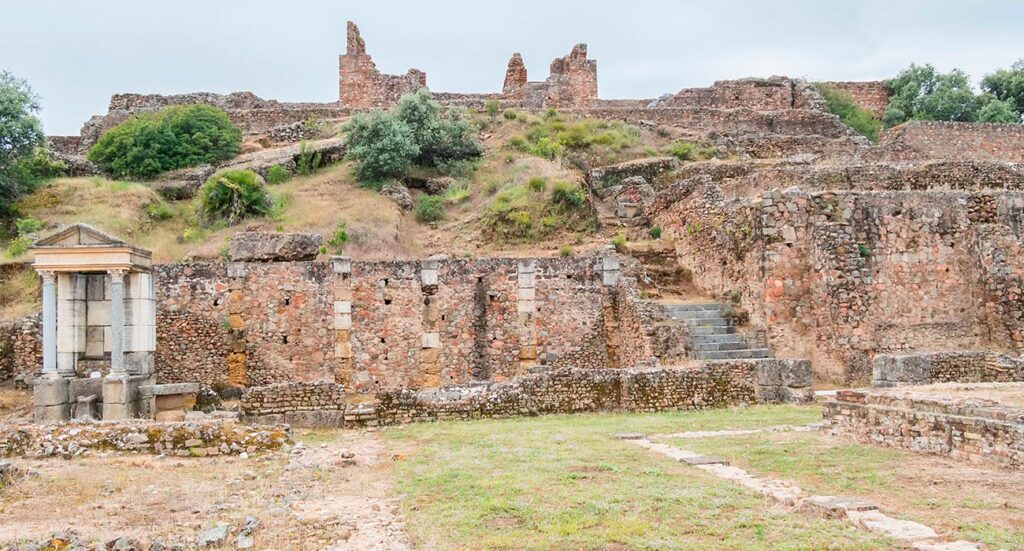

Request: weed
left=559, top=245, right=573, bottom=257
left=528, top=177, right=547, bottom=192
left=649, top=226, right=662, bottom=239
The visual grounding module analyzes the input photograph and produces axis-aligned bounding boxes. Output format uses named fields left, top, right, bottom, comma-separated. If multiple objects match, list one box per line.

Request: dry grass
left=0, top=267, right=39, bottom=321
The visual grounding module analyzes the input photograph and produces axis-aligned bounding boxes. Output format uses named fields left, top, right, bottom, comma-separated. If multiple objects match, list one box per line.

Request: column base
left=102, top=374, right=148, bottom=420
left=33, top=376, right=70, bottom=422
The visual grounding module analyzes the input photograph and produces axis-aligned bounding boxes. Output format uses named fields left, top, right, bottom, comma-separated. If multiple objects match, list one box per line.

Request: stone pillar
left=108, top=268, right=127, bottom=377
left=602, top=256, right=620, bottom=286
left=419, top=258, right=441, bottom=388
left=332, top=257, right=355, bottom=388
left=517, top=260, right=538, bottom=374
left=39, top=270, right=58, bottom=378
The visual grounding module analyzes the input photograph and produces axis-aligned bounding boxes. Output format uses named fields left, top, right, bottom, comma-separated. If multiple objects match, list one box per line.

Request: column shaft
left=109, top=269, right=127, bottom=376
left=40, top=271, right=58, bottom=377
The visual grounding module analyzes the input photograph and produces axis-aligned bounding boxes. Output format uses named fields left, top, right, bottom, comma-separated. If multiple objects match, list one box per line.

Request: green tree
left=195, top=169, right=273, bottom=225
left=87, top=104, right=241, bottom=179
left=981, top=60, right=1024, bottom=121
left=0, top=70, right=46, bottom=214
left=977, top=96, right=1019, bottom=123
left=883, top=64, right=983, bottom=126
left=343, top=110, right=419, bottom=183
left=394, top=89, right=481, bottom=167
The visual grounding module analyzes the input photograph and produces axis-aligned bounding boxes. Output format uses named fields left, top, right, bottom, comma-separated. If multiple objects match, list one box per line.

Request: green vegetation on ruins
left=815, top=83, right=883, bottom=142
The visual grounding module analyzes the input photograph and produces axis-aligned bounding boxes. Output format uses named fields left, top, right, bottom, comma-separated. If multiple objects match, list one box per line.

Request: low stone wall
left=822, top=388, right=1024, bottom=469
left=873, top=351, right=1024, bottom=387
left=0, top=316, right=40, bottom=384
left=0, top=420, right=291, bottom=458
left=241, top=360, right=813, bottom=426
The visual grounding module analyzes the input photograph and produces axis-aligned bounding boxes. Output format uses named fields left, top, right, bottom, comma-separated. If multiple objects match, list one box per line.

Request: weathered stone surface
left=195, top=524, right=230, bottom=547
left=228, top=231, right=324, bottom=262
left=380, top=182, right=414, bottom=210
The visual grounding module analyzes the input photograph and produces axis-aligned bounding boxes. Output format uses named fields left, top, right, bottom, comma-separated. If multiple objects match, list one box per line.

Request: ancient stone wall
left=823, top=81, right=889, bottom=118
left=873, top=351, right=1024, bottom=387
left=653, top=180, right=1024, bottom=384
left=0, top=316, right=41, bottom=384
left=822, top=388, right=1024, bottom=469
left=876, top=121, right=1024, bottom=162
left=338, top=21, right=426, bottom=108
left=242, top=359, right=813, bottom=426
left=542, top=44, right=598, bottom=108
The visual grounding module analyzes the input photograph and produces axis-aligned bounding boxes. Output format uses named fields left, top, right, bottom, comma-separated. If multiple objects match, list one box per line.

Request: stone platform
left=822, top=383, right=1024, bottom=470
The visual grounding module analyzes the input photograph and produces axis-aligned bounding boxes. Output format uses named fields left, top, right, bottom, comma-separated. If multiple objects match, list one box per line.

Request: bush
left=436, top=158, right=477, bottom=178
left=510, top=117, right=639, bottom=161
left=414, top=195, right=445, bottom=223
left=977, top=97, right=1019, bottom=123
left=145, top=201, right=174, bottom=221
left=666, top=141, right=697, bottom=161
left=484, top=100, right=500, bottom=116
left=611, top=233, right=626, bottom=252
left=266, top=165, right=290, bottom=184
left=503, top=109, right=518, bottom=120
left=327, top=220, right=348, bottom=252
left=87, top=104, right=241, bottom=179
left=344, top=110, right=419, bottom=183
left=6, top=217, right=44, bottom=257
left=395, top=90, right=482, bottom=167
left=551, top=181, right=586, bottom=209
left=883, top=64, right=986, bottom=126
left=815, top=84, right=882, bottom=142
left=559, top=245, right=573, bottom=257
left=527, top=177, right=547, bottom=192
left=195, top=169, right=273, bottom=225
left=297, top=140, right=323, bottom=175
left=649, top=226, right=662, bottom=239
left=442, top=182, right=471, bottom=204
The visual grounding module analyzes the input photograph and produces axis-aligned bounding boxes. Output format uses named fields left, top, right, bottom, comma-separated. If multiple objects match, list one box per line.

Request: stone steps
left=656, top=301, right=770, bottom=360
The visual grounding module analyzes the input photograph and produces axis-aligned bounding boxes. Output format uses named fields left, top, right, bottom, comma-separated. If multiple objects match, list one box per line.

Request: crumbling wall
left=543, top=44, right=598, bottom=108
left=823, top=81, right=889, bottom=118
left=668, top=77, right=824, bottom=111
left=876, top=121, right=1024, bottom=162
left=654, top=182, right=1024, bottom=385
left=873, top=351, right=1024, bottom=386
left=338, top=21, right=426, bottom=108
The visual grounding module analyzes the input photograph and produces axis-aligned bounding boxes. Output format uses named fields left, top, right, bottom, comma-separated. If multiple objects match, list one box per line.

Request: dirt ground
left=900, top=382, right=1024, bottom=407
left=0, top=429, right=410, bottom=550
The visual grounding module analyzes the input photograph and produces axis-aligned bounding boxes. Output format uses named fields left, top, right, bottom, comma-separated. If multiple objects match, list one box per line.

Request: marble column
left=39, top=270, right=58, bottom=378
left=108, top=268, right=127, bottom=377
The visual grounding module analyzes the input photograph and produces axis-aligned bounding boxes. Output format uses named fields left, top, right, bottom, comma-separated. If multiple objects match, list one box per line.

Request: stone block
left=333, top=282, right=352, bottom=300
left=127, top=298, right=155, bottom=326
left=34, top=403, right=71, bottom=422
left=86, top=301, right=110, bottom=326
left=421, top=332, right=440, bottom=349
left=332, top=256, right=352, bottom=275
left=102, top=401, right=132, bottom=420
left=517, top=274, right=535, bottom=288
left=226, top=262, right=248, bottom=278
left=517, top=259, right=536, bottom=274
left=155, top=394, right=197, bottom=411
left=333, top=300, right=352, bottom=314
left=86, top=274, right=106, bottom=301
left=517, top=288, right=536, bottom=301
left=154, top=410, right=187, bottom=422
left=102, top=376, right=139, bottom=405
left=69, top=377, right=103, bottom=401
left=334, top=313, right=352, bottom=330
left=517, top=300, right=536, bottom=313
left=126, top=272, right=154, bottom=300
left=421, top=268, right=438, bottom=286
left=335, top=341, right=352, bottom=359
left=33, top=377, right=70, bottom=407
left=228, top=231, right=323, bottom=262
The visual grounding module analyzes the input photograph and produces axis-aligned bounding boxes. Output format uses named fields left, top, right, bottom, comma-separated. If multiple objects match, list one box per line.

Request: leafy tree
left=414, top=194, right=445, bottom=223
left=343, top=110, right=419, bottom=183
left=981, top=60, right=1024, bottom=121
left=87, top=104, right=241, bottom=179
left=195, top=169, right=273, bottom=225
left=883, top=64, right=983, bottom=126
left=977, top=96, right=1019, bottom=123
left=0, top=70, right=46, bottom=214
left=394, top=89, right=481, bottom=167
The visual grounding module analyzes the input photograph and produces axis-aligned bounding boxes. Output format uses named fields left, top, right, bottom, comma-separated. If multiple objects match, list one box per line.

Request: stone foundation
left=0, top=419, right=291, bottom=458
left=822, top=386, right=1024, bottom=469
left=873, top=351, right=1024, bottom=387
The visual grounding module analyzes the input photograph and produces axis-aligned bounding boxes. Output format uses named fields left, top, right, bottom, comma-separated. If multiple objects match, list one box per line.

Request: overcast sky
left=6, top=0, right=1024, bottom=135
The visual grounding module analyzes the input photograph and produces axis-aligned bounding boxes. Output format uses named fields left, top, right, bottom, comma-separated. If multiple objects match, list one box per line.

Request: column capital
left=37, top=270, right=57, bottom=283
left=107, top=268, right=129, bottom=279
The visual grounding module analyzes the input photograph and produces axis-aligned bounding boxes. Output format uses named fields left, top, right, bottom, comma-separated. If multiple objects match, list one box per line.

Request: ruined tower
left=338, top=21, right=426, bottom=108
left=502, top=53, right=528, bottom=100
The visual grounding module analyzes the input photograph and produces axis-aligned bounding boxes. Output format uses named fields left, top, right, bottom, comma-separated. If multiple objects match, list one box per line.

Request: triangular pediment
left=33, top=223, right=127, bottom=248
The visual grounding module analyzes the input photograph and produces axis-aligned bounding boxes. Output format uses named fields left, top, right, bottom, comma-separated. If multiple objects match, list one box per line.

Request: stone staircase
left=661, top=302, right=770, bottom=360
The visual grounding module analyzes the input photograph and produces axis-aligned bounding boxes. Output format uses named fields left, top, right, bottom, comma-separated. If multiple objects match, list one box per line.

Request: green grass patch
left=814, top=84, right=882, bottom=143
left=382, top=405, right=892, bottom=550
left=482, top=180, right=593, bottom=244
left=508, top=114, right=641, bottom=162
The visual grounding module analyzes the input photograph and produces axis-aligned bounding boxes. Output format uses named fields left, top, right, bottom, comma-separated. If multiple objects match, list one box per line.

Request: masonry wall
left=823, top=389, right=1024, bottom=469
left=654, top=181, right=1024, bottom=385
left=876, top=121, right=1024, bottom=163
left=823, top=81, right=889, bottom=118
left=873, top=351, right=1024, bottom=387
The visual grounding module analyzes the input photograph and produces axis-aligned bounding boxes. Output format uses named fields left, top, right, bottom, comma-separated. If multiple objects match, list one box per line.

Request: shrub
left=551, top=181, right=586, bottom=209
left=442, top=182, right=471, bottom=204
left=484, top=100, right=500, bottom=116
left=858, top=243, right=871, bottom=258
left=981, top=60, right=1024, bottom=121
left=666, top=141, right=698, bottom=161
left=611, top=233, right=626, bottom=252
left=559, top=245, right=573, bottom=257
left=145, top=201, right=174, bottom=221
left=266, top=165, right=290, bottom=184
left=527, top=177, right=547, bottom=192
left=6, top=217, right=44, bottom=257
left=436, top=158, right=477, bottom=178
left=14, top=217, right=43, bottom=235
left=883, top=64, right=984, bottom=126
left=195, top=169, right=273, bottom=225
left=395, top=90, right=482, bottom=167
left=344, top=110, right=419, bottom=183
left=977, top=97, right=1019, bottom=123
left=297, top=141, right=323, bottom=175
left=815, top=84, right=882, bottom=142
left=510, top=117, right=639, bottom=161
left=414, top=195, right=445, bottom=223
left=87, top=104, right=241, bottom=179
left=532, top=137, right=564, bottom=160
left=649, top=226, right=662, bottom=239
left=503, top=109, right=518, bottom=120
left=327, top=220, right=348, bottom=252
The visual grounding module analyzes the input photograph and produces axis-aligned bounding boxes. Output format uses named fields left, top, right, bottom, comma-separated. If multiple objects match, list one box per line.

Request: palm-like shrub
left=195, top=169, right=273, bottom=225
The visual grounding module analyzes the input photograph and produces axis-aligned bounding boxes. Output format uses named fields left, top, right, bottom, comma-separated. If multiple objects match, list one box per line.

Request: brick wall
left=823, top=81, right=889, bottom=118
left=877, top=121, right=1024, bottom=163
